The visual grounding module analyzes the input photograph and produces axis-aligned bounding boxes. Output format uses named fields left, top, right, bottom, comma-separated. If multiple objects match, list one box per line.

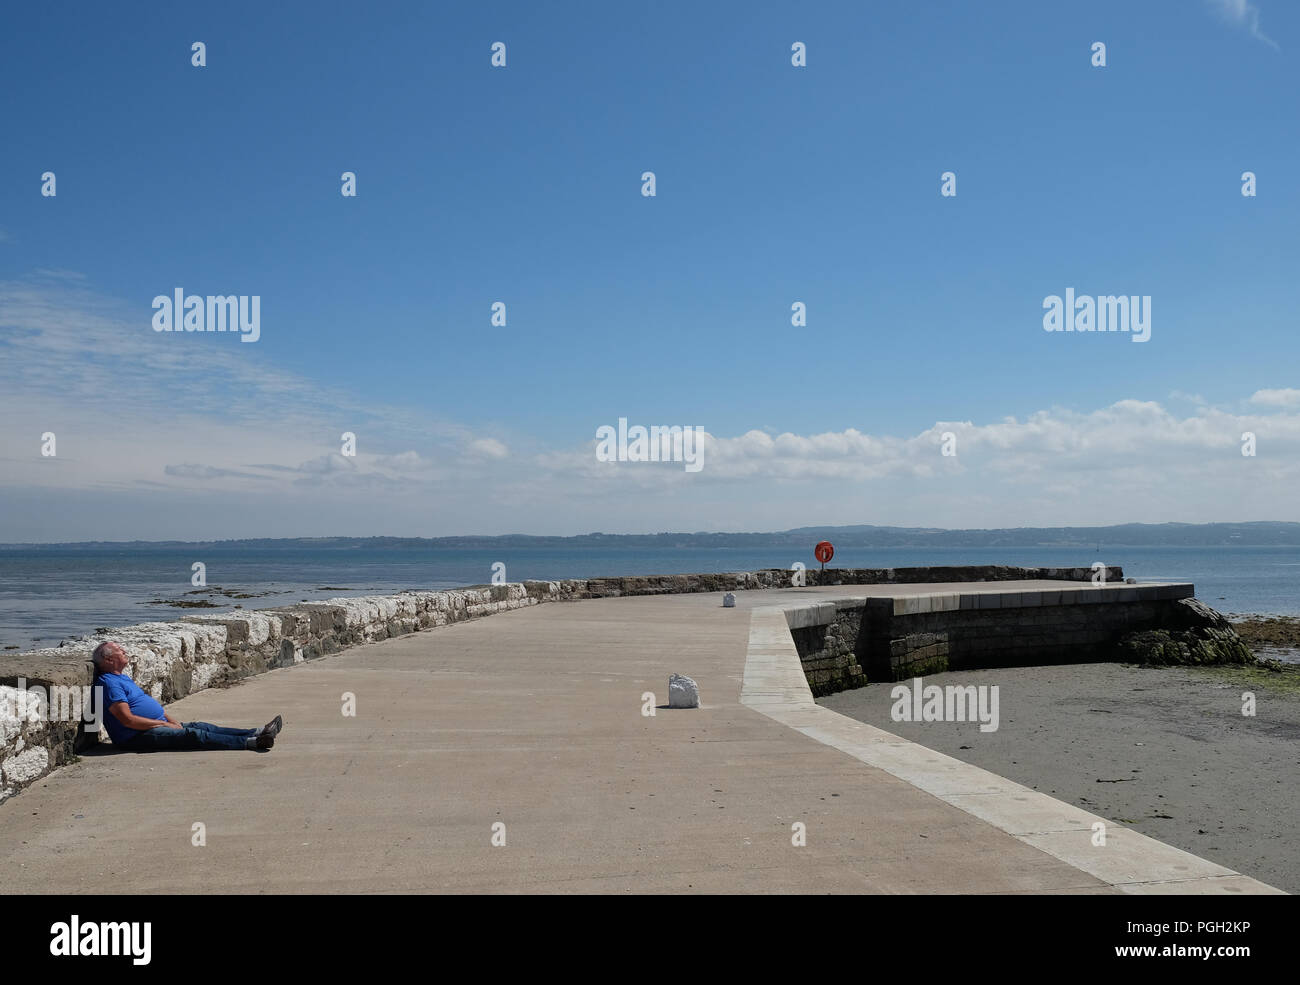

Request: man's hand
left=163, top=713, right=182, bottom=727
left=110, top=702, right=177, bottom=733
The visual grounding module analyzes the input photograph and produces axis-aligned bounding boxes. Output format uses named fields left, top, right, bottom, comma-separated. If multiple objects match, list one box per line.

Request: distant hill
left=6, top=522, right=1300, bottom=550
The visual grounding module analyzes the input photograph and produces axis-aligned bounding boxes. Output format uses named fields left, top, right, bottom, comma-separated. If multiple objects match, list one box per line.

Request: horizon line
left=2, top=519, right=1299, bottom=549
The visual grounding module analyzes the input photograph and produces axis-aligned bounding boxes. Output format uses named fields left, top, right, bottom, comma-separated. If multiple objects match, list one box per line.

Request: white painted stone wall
left=0, top=582, right=556, bottom=801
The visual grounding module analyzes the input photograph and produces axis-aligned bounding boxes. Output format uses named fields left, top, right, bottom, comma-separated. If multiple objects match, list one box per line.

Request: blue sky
left=1, top=1, right=1297, bottom=540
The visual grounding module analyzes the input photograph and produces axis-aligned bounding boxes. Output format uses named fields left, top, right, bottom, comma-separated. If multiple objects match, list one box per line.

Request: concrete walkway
left=0, top=585, right=1282, bottom=893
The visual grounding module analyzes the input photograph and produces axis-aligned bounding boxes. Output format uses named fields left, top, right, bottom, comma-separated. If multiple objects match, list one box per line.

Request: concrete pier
left=0, top=583, right=1281, bottom=894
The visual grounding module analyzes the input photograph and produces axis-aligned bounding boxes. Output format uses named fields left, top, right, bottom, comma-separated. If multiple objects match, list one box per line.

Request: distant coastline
left=5, top=520, right=1300, bottom=551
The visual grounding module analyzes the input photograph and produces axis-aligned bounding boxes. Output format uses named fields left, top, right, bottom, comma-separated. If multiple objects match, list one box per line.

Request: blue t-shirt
left=96, top=672, right=167, bottom=744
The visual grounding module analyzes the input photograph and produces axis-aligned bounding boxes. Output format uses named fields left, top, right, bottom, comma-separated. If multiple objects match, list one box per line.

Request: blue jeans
left=123, top=721, right=259, bottom=752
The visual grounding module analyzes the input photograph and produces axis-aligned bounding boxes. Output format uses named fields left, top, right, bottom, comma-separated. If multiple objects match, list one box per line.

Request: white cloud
left=1249, top=388, right=1300, bottom=407
left=297, top=454, right=358, bottom=475
left=1206, top=0, right=1279, bottom=49
left=0, top=276, right=514, bottom=505
left=2, top=276, right=1298, bottom=539
left=164, top=463, right=272, bottom=481
left=467, top=438, right=509, bottom=459
left=374, top=450, right=430, bottom=472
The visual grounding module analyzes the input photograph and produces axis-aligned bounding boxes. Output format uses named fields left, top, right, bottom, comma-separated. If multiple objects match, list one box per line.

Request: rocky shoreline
left=1229, top=614, right=1300, bottom=664
left=1114, top=598, right=1257, bottom=667
left=1231, top=613, right=1300, bottom=647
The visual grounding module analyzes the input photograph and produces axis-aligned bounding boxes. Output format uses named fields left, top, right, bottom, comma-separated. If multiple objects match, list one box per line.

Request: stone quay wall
left=785, top=583, right=1251, bottom=695
left=555, top=565, right=1122, bottom=598
left=788, top=600, right=869, bottom=696
left=857, top=582, right=1190, bottom=680
left=0, top=564, right=1118, bottom=803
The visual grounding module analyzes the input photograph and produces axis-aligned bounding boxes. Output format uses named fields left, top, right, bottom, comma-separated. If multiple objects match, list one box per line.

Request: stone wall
left=866, top=600, right=1171, bottom=680
left=550, top=565, right=1121, bottom=599
left=0, top=583, right=547, bottom=804
left=783, top=584, right=1250, bottom=689
left=861, top=585, right=1191, bottom=680
left=788, top=601, right=868, bottom=697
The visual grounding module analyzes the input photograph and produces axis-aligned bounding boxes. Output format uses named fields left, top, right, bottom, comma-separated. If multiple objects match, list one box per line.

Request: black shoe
left=262, top=715, right=283, bottom=737
left=255, top=732, right=275, bottom=751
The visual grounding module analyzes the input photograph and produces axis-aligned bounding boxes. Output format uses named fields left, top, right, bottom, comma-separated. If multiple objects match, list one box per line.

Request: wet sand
left=820, top=661, right=1300, bottom=893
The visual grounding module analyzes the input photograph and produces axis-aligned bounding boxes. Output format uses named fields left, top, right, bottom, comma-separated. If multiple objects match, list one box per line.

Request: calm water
left=1, top=544, right=1298, bottom=652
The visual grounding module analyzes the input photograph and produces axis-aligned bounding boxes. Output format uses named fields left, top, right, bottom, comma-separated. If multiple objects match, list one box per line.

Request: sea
left=2, top=544, right=1298, bottom=653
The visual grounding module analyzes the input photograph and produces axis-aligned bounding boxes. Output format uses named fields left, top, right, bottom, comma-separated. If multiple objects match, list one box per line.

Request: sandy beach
left=820, top=659, right=1300, bottom=893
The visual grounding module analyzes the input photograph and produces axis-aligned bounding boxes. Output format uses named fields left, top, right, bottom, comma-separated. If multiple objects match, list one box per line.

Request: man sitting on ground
left=92, top=641, right=282, bottom=752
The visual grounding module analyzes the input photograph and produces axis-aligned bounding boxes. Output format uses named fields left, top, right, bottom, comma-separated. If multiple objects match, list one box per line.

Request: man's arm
left=108, top=701, right=173, bottom=731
